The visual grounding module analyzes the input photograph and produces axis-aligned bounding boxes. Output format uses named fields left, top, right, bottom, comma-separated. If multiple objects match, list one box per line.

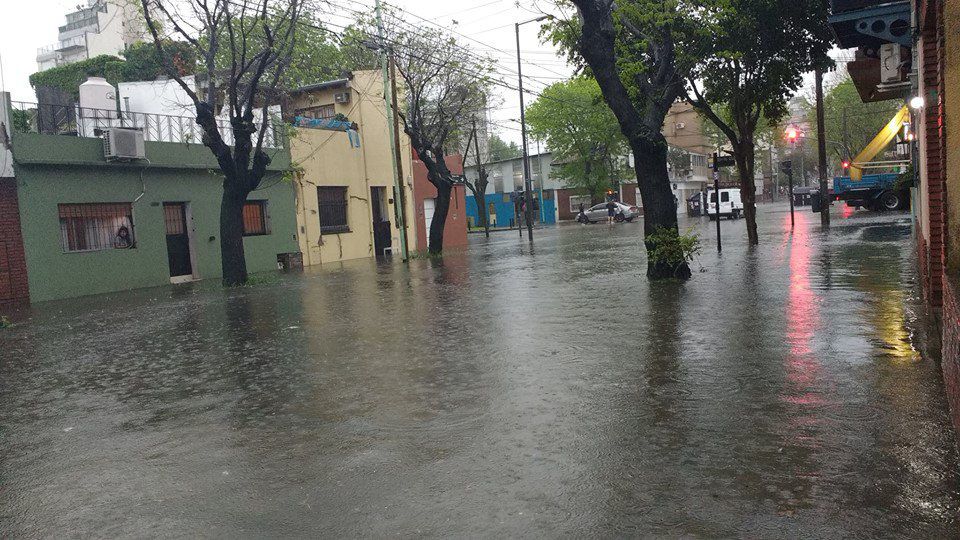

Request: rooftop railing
left=10, top=101, right=283, bottom=149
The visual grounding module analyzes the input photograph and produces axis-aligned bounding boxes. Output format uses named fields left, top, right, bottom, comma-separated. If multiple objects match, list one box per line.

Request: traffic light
left=779, top=160, right=793, bottom=174
left=784, top=126, right=800, bottom=144
left=841, top=160, right=850, bottom=171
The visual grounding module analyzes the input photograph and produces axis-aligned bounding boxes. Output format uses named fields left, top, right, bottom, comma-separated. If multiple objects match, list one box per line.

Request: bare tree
left=391, top=30, right=492, bottom=254
left=461, top=117, right=491, bottom=237
left=139, top=0, right=302, bottom=285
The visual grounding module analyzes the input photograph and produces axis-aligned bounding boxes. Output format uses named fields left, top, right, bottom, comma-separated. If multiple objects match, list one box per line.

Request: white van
left=706, top=188, right=743, bottom=219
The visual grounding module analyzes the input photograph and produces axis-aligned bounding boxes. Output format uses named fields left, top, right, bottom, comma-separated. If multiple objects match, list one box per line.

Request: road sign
left=712, top=155, right=736, bottom=169
left=712, top=170, right=720, bottom=180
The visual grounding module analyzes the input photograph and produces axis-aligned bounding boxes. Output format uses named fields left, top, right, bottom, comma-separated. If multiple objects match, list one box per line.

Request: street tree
left=685, top=0, right=832, bottom=244
left=488, top=134, right=521, bottom=161
left=547, top=0, right=696, bottom=279
left=140, top=0, right=303, bottom=286
left=392, top=31, right=493, bottom=254
left=461, top=117, right=492, bottom=237
left=526, top=77, right=629, bottom=203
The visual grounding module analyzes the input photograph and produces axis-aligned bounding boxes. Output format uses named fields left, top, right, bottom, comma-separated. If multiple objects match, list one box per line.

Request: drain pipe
left=133, top=158, right=151, bottom=205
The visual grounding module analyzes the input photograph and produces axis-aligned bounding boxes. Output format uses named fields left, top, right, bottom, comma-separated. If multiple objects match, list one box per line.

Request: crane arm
left=850, top=105, right=909, bottom=181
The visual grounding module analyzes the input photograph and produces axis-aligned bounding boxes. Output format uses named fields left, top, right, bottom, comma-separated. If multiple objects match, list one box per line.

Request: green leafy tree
left=526, top=77, right=628, bottom=201
left=488, top=134, right=521, bottom=161
left=804, top=75, right=903, bottom=172
left=685, top=0, right=833, bottom=244
left=547, top=0, right=698, bottom=279
left=30, top=42, right=196, bottom=99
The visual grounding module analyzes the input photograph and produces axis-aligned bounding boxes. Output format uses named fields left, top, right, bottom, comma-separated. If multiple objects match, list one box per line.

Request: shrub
left=646, top=226, right=700, bottom=277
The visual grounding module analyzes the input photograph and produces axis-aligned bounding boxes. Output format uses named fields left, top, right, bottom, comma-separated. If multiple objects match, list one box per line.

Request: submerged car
left=576, top=202, right=640, bottom=223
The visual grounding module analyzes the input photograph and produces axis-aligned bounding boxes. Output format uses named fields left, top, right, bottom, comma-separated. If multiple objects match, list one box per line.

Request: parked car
left=577, top=201, right=640, bottom=223
left=706, top=188, right=743, bottom=220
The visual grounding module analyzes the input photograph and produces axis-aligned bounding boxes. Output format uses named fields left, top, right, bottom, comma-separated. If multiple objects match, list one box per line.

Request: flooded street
left=1, top=203, right=957, bottom=537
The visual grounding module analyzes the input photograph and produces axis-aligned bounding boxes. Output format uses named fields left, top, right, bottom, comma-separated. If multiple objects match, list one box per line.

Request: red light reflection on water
left=784, top=211, right=825, bottom=408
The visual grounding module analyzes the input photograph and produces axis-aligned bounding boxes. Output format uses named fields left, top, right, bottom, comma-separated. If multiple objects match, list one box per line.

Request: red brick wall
left=941, top=278, right=960, bottom=435
left=921, top=20, right=946, bottom=310
left=411, top=151, right=468, bottom=251
left=0, top=179, right=30, bottom=306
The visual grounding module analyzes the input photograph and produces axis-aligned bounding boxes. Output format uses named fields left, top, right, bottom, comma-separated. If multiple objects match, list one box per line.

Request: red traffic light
left=841, top=160, right=850, bottom=170
left=785, top=126, right=800, bottom=143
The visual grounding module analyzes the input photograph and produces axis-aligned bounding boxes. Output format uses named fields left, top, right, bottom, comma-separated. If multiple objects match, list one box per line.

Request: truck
left=811, top=172, right=908, bottom=213
left=810, top=105, right=911, bottom=213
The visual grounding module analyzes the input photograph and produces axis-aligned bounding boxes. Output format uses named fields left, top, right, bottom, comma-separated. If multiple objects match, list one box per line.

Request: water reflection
left=0, top=205, right=956, bottom=537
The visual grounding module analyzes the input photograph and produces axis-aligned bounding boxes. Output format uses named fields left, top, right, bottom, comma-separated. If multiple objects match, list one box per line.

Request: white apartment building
left=36, top=0, right=145, bottom=72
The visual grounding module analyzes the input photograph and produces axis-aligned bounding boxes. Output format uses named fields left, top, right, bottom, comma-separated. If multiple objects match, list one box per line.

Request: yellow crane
left=848, top=105, right=910, bottom=181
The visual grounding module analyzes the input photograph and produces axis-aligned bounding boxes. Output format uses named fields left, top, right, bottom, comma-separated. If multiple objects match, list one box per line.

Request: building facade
left=463, top=152, right=559, bottom=227
left=1, top=91, right=297, bottom=304
left=36, top=0, right=145, bottom=71
left=828, top=0, right=959, bottom=434
left=287, top=72, right=419, bottom=265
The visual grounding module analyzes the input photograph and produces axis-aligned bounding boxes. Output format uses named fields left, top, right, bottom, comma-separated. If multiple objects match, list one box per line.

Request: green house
left=1, top=94, right=300, bottom=304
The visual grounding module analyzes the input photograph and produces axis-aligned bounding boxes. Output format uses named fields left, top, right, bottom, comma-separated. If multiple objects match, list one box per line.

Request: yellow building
left=288, top=70, right=416, bottom=265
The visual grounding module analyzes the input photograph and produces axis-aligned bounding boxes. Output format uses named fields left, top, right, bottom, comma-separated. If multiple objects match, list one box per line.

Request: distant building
left=662, top=102, right=714, bottom=156
left=286, top=71, right=417, bottom=264
left=286, top=70, right=466, bottom=263
left=36, top=0, right=145, bottom=71
left=463, top=152, right=561, bottom=226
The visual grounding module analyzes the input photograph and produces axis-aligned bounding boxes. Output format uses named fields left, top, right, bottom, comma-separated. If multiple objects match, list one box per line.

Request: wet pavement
left=1, top=203, right=958, bottom=537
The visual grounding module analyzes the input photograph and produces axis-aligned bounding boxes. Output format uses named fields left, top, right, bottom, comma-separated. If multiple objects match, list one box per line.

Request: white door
left=423, top=198, right=435, bottom=236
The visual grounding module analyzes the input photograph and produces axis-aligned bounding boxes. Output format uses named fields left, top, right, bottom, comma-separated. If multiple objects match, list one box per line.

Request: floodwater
left=1, top=204, right=957, bottom=537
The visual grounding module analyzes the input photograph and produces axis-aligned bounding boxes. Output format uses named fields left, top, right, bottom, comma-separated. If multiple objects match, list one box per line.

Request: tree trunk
left=429, top=183, right=452, bottom=254
left=635, top=145, right=691, bottom=279
left=220, top=183, right=249, bottom=286
left=473, top=193, right=489, bottom=237
left=734, top=142, right=759, bottom=245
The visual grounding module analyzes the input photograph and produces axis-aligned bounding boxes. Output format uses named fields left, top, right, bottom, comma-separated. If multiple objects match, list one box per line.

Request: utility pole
left=389, top=56, right=410, bottom=258
left=376, top=0, right=407, bottom=261
left=712, top=152, right=722, bottom=253
left=815, top=68, right=830, bottom=228
left=516, top=15, right=548, bottom=242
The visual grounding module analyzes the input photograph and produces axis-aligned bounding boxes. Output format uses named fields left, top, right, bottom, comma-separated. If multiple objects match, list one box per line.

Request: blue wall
left=465, top=193, right=556, bottom=227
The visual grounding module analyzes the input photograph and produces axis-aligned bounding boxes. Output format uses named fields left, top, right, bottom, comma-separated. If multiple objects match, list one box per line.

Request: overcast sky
left=0, top=0, right=574, bottom=147
left=0, top=0, right=838, bottom=148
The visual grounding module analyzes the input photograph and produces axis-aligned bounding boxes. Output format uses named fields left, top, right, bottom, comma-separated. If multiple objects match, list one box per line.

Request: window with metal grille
left=58, top=203, right=136, bottom=252
left=242, top=200, right=269, bottom=236
left=317, top=187, right=349, bottom=233
left=296, top=104, right=336, bottom=120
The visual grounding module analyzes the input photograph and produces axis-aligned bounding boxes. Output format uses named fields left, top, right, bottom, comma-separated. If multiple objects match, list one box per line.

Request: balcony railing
left=10, top=101, right=283, bottom=149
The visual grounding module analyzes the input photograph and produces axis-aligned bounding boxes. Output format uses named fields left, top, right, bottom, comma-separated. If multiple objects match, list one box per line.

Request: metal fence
left=10, top=101, right=283, bottom=148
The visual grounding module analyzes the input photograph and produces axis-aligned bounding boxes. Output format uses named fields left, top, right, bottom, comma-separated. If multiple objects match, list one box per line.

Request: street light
left=515, top=14, right=550, bottom=242
left=909, top=95, right=925, bottom=110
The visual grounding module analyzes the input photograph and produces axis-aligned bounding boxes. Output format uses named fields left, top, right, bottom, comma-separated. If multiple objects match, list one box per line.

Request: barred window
left=296, top=104, right=335, bottom=120
left=318, top=186, right=349, bottom=233
left=59, top=203, right=135, bottom=252
left=242, top=200, right=269, bottom=236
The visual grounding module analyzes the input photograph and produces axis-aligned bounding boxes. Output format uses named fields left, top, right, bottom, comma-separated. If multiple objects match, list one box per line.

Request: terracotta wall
left=411, top=151, right=468, bottom=251
left=0, top=179, right=30, bottom=306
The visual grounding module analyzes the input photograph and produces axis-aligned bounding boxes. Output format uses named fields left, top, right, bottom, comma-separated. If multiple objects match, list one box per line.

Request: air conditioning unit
left=334, top=92, right=351, bottom=104
left=675, top=122, right=686, bottom=129
left=103, top=127, right=145, bottom=161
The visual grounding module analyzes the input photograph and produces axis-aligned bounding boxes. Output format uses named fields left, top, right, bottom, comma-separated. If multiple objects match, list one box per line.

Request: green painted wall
left=11, top=133, right=298, bottom=302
